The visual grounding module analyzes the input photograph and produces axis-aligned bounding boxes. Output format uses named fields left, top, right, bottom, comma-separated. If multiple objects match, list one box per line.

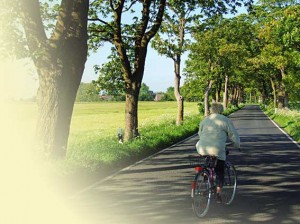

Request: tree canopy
left=182, top=1, right=300, bottom=109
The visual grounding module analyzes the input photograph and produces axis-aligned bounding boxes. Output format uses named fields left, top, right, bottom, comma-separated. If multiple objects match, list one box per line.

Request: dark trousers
left=215, top=159, right=225, bottom=188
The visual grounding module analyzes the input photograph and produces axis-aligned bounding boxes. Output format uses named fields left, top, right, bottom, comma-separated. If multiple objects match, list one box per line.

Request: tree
left=183, top=1, right=300, bottom=110
left=139, top=83, right=154, bottom=101
left=89, top=0, right=166, bottom=141
left=271, top=5, right=300, bottom=106
left=151, top=0, right=197, bottom=124
left=19, top=0, right=89, bottom=159
left=250, top=2, right=300, bottom=108
left=215, top=16, right=253, bottom=109
left=0, top=1, right=28, bottom=60
left=186, top=23, right=221, bottom=116
left=76, top=82, right=100, bottom=102
left=94, top=49, right=125, bottom=98
left=181, top=78, right=203, bottom=102
left=161, top=87, right=176, bottom=101
left=152, top=0, right=253, bottom=123
left=184, top=14, right=255, bottom=111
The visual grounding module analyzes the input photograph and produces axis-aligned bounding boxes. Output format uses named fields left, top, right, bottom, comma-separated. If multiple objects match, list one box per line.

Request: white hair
left=210, top=103, right=224, bottom=114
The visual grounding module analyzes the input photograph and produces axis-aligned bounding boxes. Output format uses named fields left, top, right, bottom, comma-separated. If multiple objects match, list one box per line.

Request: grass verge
left=262, top=105, right=300, bottom=143
left=63, top=114, right=201, bottom=175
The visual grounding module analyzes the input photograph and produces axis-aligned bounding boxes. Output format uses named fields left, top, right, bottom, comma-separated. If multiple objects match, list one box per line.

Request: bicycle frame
left=190, top=153, right=238, bottom=217
left=191, top=165, right=216, bottom=198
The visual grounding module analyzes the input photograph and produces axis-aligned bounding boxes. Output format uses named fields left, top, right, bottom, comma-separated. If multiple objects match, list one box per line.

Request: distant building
left=99, top=95, right=113, bottom=101
left=154, top=93, right=164, bottom=101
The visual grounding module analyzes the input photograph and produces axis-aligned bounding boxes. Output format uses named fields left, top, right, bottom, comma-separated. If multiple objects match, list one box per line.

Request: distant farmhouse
left=99, top=95, right=113, bottom=101
left=154, top=93, right=164, bottom=101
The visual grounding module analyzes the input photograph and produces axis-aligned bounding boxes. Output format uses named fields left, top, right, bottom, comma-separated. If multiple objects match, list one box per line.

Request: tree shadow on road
left=67, top=131, right=300, bottom=224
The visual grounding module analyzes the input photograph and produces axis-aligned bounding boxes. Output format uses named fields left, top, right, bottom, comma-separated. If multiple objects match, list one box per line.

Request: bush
left=223, top=103, right=244, bottom=116
left=289, top=102, right=300, bottom=111
left=198, top=102, right=205, bottom=115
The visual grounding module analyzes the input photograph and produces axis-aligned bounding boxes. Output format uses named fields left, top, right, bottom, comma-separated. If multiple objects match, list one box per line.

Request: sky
left=82, top=0, right=251, bottom=92
left=0, top=1, right=251, bottom=100
left=72, top=1, right=251, bottom=93
left=0, top=43, right=183, bottom=100
left=82, top=44, right=188, bottom=93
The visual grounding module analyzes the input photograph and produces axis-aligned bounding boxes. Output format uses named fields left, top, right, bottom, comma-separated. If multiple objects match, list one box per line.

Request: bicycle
left=189, top=149, right=237, bottom=218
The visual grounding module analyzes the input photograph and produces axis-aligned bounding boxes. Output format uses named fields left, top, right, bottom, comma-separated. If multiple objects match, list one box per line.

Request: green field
left=66, top=101, right=200, bottom=172
left=69, top=101, right=199, bottom=139
left=7, top=101, right=200, bottom=173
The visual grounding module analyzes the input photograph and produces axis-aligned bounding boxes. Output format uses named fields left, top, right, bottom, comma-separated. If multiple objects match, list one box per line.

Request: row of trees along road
left=6, top=0, right=255, bottom=160
left=183, top=0, right=300, bottom=116
left=75, top=82, right=174, bottom=102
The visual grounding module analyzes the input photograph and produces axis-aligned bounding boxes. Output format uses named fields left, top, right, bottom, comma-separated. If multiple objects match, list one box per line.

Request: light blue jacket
left=196, top=113, right=240, bottom=161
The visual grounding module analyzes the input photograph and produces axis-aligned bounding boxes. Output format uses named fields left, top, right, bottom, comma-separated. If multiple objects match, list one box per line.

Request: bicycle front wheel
left=192, top=171, right=211, bottom=217
left=222, top=163, right=237, bottom=205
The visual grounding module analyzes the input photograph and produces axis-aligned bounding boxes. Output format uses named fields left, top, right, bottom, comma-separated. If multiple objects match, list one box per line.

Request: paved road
left=68, top=105, right=300, bottom=224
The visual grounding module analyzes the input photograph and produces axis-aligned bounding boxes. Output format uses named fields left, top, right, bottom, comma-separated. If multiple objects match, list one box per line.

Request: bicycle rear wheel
left=222, top=163, right=237, bottom=205
left=192, top=171, right=211, bottom=217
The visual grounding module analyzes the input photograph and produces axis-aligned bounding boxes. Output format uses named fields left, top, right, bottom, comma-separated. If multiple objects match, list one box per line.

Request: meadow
left=69, top=101, right=199, bottom=138
left=7, top=101, right=200, bottom=174
left=66, top=101, right=200, bottom=172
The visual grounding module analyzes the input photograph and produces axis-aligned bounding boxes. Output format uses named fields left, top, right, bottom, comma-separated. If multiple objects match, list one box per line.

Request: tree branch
left=50, top=0, right=73, bottom=42
left=89, top=18, right=114, bottom=30
left=19, top=0, right=47, bottom=52
left=135, top=1, right=151, bottom=45
left=109, top=0, right=116, bottom=12
left=89, top=0, right=98, bottom=7
left=144, top=0, right=166, bottom=43
left=112, top=0, right=132, bottom=77
left=123, top=0, right=138, bottom=13
left=88, top=33, right=113, bottom=43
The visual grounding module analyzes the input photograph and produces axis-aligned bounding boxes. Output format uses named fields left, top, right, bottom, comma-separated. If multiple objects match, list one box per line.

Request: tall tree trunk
left=280, top=66, right=289, bottom=108
left=223, top=75, right=229, bottom=110
left=216, top=79, right=222, bottom=102
left=228, top=85, right=234, bottom=105
left=174, top=55, right=184, bottom=125
left=238, top=87, right=244, bottom=104
left=236, top=87, right=241, bottom=105
left=124, top=82, right=140, bottom=141
left=20, top=0, right=89, bottom=159
left=233, top=86, right=239, bottom=106
left=173, top=17, right=185, bottom=126
left=270, top=78, right=277, bottom=109
left=112, top=0, right=166, bottom=142
left=204, top=80, right=214, bottom=116
left=36, top=57, right=84, bottom=159
left=261, top=80, right=267, bottom=104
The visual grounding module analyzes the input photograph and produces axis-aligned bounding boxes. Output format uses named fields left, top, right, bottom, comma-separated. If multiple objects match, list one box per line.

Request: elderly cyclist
left=196, top=103, right=240, bottom=203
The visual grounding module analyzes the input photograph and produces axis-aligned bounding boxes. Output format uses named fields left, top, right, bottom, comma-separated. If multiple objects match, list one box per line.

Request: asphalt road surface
left=67, top=105, right=300, bottom=224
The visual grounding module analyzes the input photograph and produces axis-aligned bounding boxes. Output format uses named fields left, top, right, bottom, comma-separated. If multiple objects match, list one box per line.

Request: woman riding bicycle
left=196, top=103, right=240, bottom=203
